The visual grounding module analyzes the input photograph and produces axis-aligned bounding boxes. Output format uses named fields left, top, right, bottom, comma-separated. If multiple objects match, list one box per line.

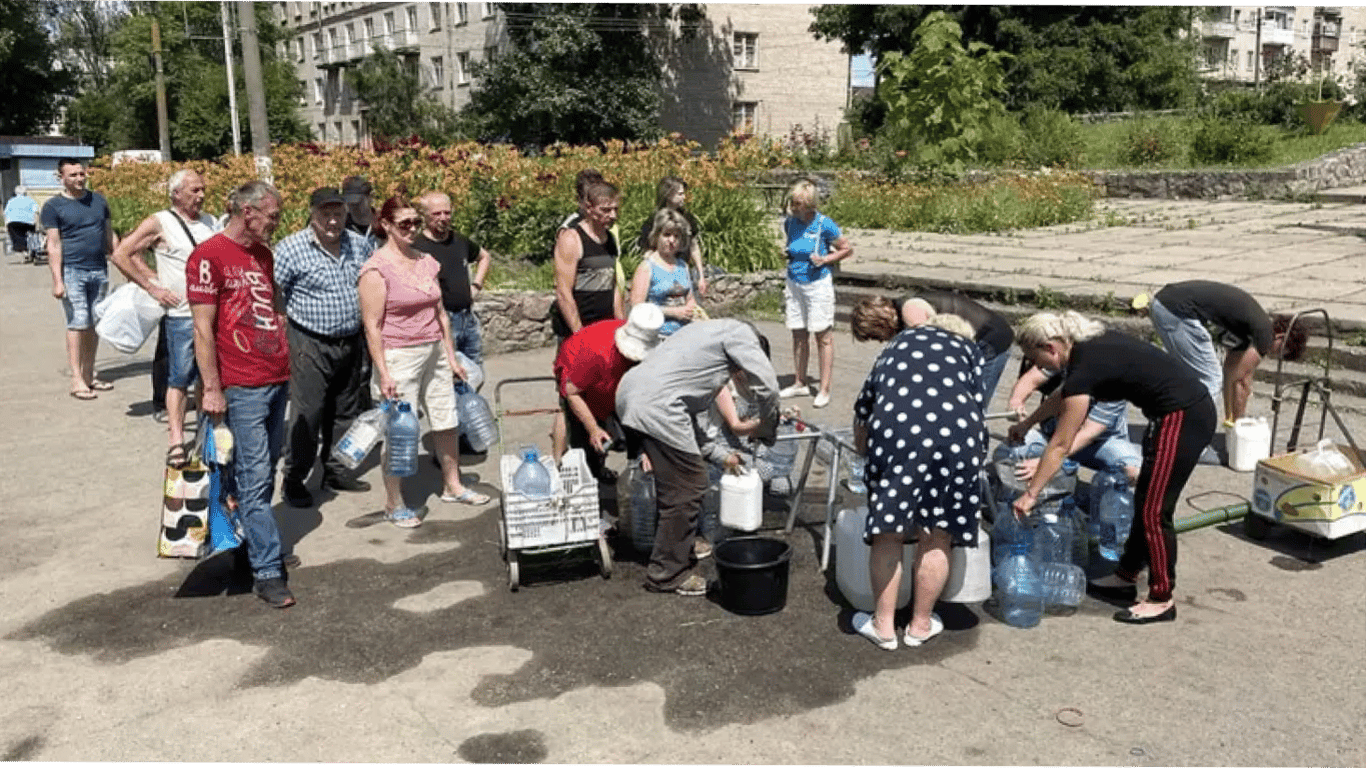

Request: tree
left=348, top=46, right=462, bottom=145
left=462, top=3, right=701, bottom=147
left=0, top=0, right=73, bottom=135
left=60, top=2, right=308, bottom=158
left=812, top=6, right=1198, bottom=118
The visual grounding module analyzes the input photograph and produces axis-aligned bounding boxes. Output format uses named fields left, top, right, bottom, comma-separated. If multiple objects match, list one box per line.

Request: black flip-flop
left=167, top=444, right=189, bottom=468
left=1114, top=605, right=1176, bottom=624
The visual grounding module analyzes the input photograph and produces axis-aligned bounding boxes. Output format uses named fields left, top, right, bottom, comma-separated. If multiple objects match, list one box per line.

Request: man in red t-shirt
left=187, top=180, right=295, bottom=609
left=553, top=304, right=663, bottom=482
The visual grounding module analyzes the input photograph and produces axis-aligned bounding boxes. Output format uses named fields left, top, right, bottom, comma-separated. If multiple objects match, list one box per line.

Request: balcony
left=1202, top=20, right=1236, bottom=39
left=391, top=28, right=419, bottom=52
left=1260, top=23, right=1295, bottom=47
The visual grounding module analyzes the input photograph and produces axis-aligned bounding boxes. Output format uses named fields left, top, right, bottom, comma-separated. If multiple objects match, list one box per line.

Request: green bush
left=1190, top=117, right=1275, bottom=165
left=1119, top=118, right=1185, bottom=166
left=691, top=186, right=784, bottom=274
left=1018, top=107, right=1084, bottom=168
left=976, top=111, right=1025, bottom=167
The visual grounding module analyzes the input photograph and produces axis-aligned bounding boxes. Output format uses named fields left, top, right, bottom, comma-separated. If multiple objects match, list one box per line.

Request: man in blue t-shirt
left=42, top=157, right=119, bottom=400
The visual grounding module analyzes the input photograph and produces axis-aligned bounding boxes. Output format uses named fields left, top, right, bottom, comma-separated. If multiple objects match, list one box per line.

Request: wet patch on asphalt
left=9, top=504, right=984, bottom=732
left=2, top=735, right=44, bottom=761
left=457, top=729, right=547, bottom=763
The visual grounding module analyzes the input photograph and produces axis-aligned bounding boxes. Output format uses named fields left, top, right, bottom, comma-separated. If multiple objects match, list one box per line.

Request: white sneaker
left=779, top=383, right=811, bottom=398
left=813, top=391, right=831, bottom=408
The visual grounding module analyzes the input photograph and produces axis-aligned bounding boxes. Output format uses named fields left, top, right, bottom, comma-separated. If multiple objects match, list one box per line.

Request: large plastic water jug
left=454, top=351, right=484, bottom=391
left=1036, top=511, right=1072, bottom=566
left=941, top=523, right=992, bottom=603
left=333, top=401, right=390, bottom=471
left=458, top=389, right=499, bottom=453
left=759, top=423, right=801, bottom=482
left=1062, top=497, right=1089, bottom=568
left=834, top=507, right=913, bottom=612
left=620, top=458, right=657, bottom=553
left=385, top=401, right=420, bottom=477
left=511, top=446, right=553, bottom=499
left=995, top=541, right=1044, bottom=628
left=991, top=503, right=1034, bottom=573
left=700, top=464, right=722, bottom=542
left=1228, top=417, right=1271, bottom=472
left=1040, top=562, right=1087, bottom=608
left=720, top=468, right=763, bottom=532
left=1096, top=473, right=1134, bottom=562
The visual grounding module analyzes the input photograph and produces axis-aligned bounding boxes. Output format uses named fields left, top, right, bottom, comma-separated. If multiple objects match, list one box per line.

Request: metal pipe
left=1174, top=502, right=1250, bottom=534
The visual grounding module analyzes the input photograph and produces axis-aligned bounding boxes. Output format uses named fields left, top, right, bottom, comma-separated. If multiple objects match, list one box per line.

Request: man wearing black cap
left=273, top=187, right=375, bottom=507
left=341, top=175, right=377, bottom=246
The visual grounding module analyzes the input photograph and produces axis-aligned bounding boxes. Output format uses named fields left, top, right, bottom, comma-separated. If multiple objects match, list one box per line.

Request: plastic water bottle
left=1040, top=562, right=1087, bottom=608
left=621, top=458, right=657, bottom=552
left=385, top=401, right=420, bottom=477
left=1036, top=511, right=1072, bottom=566
left=1097, top=472, right=1134, bottom=562
left=334, top=401, right=390, bottom=470
left=1088, top=472, right=1115, bottom=555
left=995, top=541, right=1044, bottom=628
left=512, top=446, right=553, bottom=499
left=762, top=423, right=800, bottom=481
left=991, top=503, right=1034, bottom=575
left=457, top=389, right=498, bottom=453
left=1063, top=497, right=1089, bottom=567
left=700, top=464, right=722, bottom=542
left=843, top=451, right=866, bottom=495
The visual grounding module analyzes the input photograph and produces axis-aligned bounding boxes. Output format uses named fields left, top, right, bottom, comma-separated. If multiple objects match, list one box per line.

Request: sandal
left=384, top=506, right=423, bottom=529
left=90, top=380, right=114, bottom=391
left=70, top=389, right=97, bottom=401
left=166, top=443, right=189, bottom=468
left=440, top=488, right=491, bottom=505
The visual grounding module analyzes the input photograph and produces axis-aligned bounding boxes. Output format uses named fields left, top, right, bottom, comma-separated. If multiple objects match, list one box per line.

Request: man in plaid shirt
left=274, top=187, right=375, bottom=508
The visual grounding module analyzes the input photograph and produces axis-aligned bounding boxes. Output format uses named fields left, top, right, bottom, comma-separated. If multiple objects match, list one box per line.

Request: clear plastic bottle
left=621, top=458, right=657, bottom=553
left=385, top=401, right=420, bottom=477
left=991, top=504, right=1034, bottom=576
left=1062, top=497, right=1089, bottom=568
left=700, top=464, right=722, bottom=542
left=762, top=423, right=800, bottom=481
left=843, top=451, right=867, bottom=495
left=333, top=401, right=390, bottom=471
left=995, top=541, right=1044, bottom=628
left=1040, top=562, right=1087, bottom=608
left=1036, top=511, right=1072, bottom=566
left=512, top=446, right=553, bottom=499
left=1097, top=473, right=1134, bottom=562
left=457, top=389, right=499, bottom=453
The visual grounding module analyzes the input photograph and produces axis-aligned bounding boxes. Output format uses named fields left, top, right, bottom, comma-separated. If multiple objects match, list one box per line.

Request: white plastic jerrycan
left=1228, top=416, right=1271, bottom=473
left=834, top=507, right=914, bottom=612
left=720, top=468, right=763, bottom=532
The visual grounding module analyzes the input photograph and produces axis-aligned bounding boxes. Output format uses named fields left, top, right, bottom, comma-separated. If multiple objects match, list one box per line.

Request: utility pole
left=221, top=1, right=242, bottom=156
left=151, top=18, right=172, bottom=161
left=1254, top=8, right=1262, bottom=91
left=236, top=1, right=271, bottom=179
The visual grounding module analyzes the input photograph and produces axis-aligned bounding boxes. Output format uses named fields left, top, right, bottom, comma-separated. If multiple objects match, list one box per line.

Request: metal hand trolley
left=25, top=228, right=47, bottom=265
left=493, top=376, right=612, bottom=591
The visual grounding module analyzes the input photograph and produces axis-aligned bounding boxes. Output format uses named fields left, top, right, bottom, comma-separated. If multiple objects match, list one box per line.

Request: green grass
left=1077, top=115, right=1366, bottom=170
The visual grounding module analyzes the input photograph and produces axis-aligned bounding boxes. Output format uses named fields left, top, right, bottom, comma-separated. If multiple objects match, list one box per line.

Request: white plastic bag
left=1294, top=439, right=1356, bottom=480
left=94, top=282, right=164, bottom=353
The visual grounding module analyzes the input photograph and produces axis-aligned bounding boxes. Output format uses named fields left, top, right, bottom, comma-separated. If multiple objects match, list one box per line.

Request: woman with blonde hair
left=779, top=179, right=852, bottom=409
left=630, top=208, right=697, bottom=338
left=1009, top=311, right=1215, bottom=624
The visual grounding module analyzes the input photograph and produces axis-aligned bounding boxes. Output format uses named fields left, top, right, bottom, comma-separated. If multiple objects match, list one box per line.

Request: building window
left=1230, top=49, right=1239, bottom=70
left=482, top=2, right=495, bottom=19
left=456, top=3, right=468, bottom=25
left=406, top=6, right=417, bottom=31
left=313, top=77, right=324, bottom=104
left=364, top=17, right=374, bottom=43
left=733, top=32, right=758, bottom=69
left=352, top=119, right=362, bottom=144
left=485, top=45, right=497, bottom=62
left=297, top=79, right=307, bottom=106
left=318, top=122, right=327, bottom=141
left=432, top=55, right=444, bottom=89
left=384, top=11, right=395, bottom=43
left=732, top=101, right=757, bottom=135
left=457, top=52, right=471, bottom=85
left=1247, top=50, right=1254, bottom=70
left=295, top=36, right=304, bottom=62
left=430, top=2, right=441, bottom=29
left=311, top=32, right=322, bottom=59
left=328, top=27, right=338, bottom=55
left=335, top=120, right=344, bottom=143
left=344, top=23, right=355, bottom=54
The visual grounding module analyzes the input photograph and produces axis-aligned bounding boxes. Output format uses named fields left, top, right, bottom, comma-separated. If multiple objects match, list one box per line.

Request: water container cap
left=522, top=445, right=540, bottom=461
left=396, top=401, right=411, bottom=412
left=1011, top=540, right=1031, bottom=555
left=1042, top=513, right=1059, bottom=523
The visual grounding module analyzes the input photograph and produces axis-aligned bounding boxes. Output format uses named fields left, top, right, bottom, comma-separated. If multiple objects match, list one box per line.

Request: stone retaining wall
left=1086, top=141, right=1366, bottom=199
left=475, top=271, right=786, bottom=354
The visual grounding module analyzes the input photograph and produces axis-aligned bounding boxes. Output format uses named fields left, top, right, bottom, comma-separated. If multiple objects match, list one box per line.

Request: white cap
left=615, top=303, right=664, bottom=362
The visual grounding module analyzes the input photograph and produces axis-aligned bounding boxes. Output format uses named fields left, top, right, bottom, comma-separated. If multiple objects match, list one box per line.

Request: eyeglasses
left=391, top=217, right=422, bottom=232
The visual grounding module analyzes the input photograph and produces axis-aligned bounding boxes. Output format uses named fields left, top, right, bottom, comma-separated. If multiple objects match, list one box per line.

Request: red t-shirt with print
left=554, top=319, right=631, bottom=421
left=186, top=233, right=290, bottom=388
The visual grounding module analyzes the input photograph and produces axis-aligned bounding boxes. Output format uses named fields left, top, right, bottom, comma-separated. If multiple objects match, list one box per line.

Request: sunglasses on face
left=391, top=218, right=422, bottom=231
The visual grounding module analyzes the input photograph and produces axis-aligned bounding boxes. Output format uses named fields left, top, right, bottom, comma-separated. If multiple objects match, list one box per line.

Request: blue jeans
left=164, top=316, right=200, bottom=388
left=448, top=308, right=483, bottom=393
left=225, top=383, right=288, bottom=581
left=1150, top=298, right=1221, bottom=410
left=61, top=266, right=108, bottom=330
left=978, top=342, right=1011, bottom=410
left=1027, top=402, right=1141, bottom=475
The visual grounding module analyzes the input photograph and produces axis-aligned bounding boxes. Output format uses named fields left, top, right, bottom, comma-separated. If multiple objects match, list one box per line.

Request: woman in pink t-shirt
left=359, top=194, right=490, bottom=527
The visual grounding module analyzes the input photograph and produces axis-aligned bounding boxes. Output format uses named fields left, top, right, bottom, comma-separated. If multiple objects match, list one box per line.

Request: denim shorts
left=164, top=315, right=200, bottom=388
left=61, top=267, right=109, bottom=330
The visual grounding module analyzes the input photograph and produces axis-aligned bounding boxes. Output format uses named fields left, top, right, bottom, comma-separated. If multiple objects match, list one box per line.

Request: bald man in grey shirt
left=616, top=319, right=780, bottom=595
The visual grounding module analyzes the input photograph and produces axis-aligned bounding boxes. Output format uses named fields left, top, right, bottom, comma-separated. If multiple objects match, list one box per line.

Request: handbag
left=157, top=430, right=211, bottom=558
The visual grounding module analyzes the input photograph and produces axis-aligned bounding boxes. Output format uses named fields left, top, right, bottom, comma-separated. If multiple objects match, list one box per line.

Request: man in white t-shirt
left=110, top=169, right=220, bottom=468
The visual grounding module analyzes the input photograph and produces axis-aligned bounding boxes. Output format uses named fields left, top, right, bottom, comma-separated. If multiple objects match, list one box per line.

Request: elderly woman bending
left=852, top=314, right=986, bottom=650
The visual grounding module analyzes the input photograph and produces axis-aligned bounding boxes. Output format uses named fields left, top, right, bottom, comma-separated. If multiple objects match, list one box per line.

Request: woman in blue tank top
left=630, top=208, right=697, bottom=337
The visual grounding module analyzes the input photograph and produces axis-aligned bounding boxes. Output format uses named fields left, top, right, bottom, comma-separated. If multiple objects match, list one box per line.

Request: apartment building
left=273, top=1, right=850, bottom=148
left=1199, top=6, right=1366, bottom=87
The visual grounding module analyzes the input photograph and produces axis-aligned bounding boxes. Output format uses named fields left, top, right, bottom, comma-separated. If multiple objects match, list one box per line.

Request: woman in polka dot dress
left=851, top=315, right=986, bottom=650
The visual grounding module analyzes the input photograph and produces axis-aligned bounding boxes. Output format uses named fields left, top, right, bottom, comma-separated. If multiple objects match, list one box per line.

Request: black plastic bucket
left=714, top=536, right=793, bottom=615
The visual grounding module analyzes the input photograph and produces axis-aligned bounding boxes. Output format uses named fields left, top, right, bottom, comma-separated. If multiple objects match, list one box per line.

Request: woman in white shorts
left=359, top=193, right=490, bottom=528
left=779, top=180, right=852, bottom=408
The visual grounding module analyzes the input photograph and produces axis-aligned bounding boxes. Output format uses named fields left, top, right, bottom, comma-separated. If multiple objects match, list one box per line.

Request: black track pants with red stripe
left=1115, top=394, right=1217, bottom=602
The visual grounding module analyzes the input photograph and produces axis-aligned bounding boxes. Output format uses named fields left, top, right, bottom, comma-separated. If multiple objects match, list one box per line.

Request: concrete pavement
left=1, top=198, right=1364, bottom=765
